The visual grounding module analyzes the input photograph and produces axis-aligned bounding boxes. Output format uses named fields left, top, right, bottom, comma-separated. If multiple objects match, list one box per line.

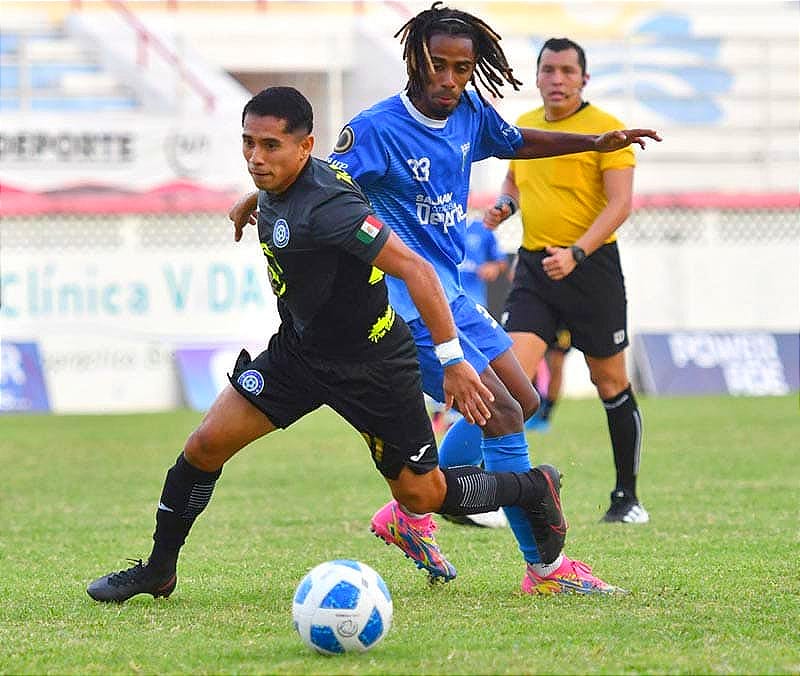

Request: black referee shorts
left=503, top=242, right=628, bottom=358
left=228, top=322, right=438, bottom=480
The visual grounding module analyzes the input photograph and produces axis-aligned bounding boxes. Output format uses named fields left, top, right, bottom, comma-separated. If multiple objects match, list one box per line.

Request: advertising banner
left=0, top=113, right=248, bottom=193
left=634, top=332, right=799, bottom=396
left=2, top=246, right=278, bottom=413
left=0, top=341, right=50, bottom=413
left=174, top=344, right=262, bottom=411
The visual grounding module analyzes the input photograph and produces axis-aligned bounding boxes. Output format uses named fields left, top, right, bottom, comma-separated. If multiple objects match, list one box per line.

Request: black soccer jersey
left=256, top=157, right=407, bottom=359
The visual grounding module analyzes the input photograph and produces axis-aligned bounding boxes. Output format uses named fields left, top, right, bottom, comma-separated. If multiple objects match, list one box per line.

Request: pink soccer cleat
left=370, top=500, right=457, bottom=581
left=521, top=556, right=628, bottom=595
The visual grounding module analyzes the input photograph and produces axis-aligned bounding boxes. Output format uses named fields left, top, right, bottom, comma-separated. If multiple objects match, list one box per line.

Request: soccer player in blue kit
left=231, top=4, right=660, bottom=594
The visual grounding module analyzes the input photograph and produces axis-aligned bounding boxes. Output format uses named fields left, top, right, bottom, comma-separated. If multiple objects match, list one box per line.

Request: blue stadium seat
left=30, top=96, right=137, bottom=111
left=0, top=33, right=21, bottom=55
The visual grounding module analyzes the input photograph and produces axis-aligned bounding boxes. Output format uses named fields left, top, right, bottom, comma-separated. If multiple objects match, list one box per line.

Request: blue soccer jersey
left=328, top=91, right=522, bottom=322
left=458, top=219, right=506, bottom=306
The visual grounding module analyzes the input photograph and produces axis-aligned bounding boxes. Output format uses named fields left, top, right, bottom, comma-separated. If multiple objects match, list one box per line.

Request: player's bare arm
left=228, top=190, right=259, bottom=241
left=514, top=127, right=661, bottom=160
left=372, top=230, right=494, bottom=425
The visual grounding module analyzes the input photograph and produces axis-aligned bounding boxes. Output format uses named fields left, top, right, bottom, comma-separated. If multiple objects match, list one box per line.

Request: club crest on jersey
left=357, top=215, right=383, bottom=244
left=407, top=157, right=430, bottom=182
left=272, top=218, right=290, bottom=248
left=334, top=125, right=354, bottom=153
left=237, top=369, right=264, bottom=395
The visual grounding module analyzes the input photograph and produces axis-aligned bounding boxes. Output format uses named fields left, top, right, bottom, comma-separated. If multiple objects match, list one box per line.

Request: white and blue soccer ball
left=292, top=559, right=393, bottom=655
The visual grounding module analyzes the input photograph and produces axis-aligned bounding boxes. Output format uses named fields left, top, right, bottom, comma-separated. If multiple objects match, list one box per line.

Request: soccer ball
left=292, top=559, right=393, bottom=655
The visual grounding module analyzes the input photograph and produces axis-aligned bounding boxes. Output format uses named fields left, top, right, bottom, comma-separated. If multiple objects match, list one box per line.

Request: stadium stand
left=0, top=9, right=138, bottom=111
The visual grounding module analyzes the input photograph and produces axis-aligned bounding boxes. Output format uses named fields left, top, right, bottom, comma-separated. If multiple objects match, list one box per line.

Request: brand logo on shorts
left=273, top=219, right=290, bottom=248
left=613, top=329, right=626, bottom=345
left=237, top=369, right=264, bottom=395
left=409, top=444, right=431, bottom=462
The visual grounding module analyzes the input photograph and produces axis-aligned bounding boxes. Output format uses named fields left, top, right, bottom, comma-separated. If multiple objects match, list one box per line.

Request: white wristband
left=434, top=337, right=464, bottom=367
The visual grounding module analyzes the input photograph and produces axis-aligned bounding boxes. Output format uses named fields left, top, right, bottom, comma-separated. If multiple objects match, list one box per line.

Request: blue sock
left=437, top=416, right=483, bottom=468
left=482, top=433, right=541, bottom=564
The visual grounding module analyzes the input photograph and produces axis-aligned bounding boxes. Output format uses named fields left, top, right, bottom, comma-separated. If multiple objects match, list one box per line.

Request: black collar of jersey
left=570, top=101, right=591, bottom=117
left=264, top=156, right=315, bottom=204
left=545, top=101, right=590, bottom=123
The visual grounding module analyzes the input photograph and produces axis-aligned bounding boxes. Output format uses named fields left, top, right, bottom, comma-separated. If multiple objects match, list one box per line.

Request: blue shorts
left=408, top=294, right=512, bottom=403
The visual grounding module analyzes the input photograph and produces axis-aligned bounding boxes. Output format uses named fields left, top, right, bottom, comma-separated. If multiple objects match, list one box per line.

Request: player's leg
left=414, top=299, right=562, bottom=565
left=545, top=347, right=567, bottom=414
left=328, top=337, right=566, bottom=582
left=505, top=345, right=627, bottom=595
left=87, top=333, right=321, bottom=602
left=438, top=307, right=546, bottom=468
left=569, top=242, right=648, bottom=524
left=438, top=257, right=550, bottom=467
left=585, top=350, right=648, bottom=523
left=370, top=383, right=620, bottom=594
left=496, top=250, right=628, bottom=593
left=474, top=357, right=549, bottom=562
left=86, top=383, right=276, bottom=603
left=527, top=342, right=568, bottom=432
left=507, top=331, right=552, bottom=433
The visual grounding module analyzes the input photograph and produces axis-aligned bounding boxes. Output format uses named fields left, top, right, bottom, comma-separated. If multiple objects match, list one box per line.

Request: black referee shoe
left=601, top=490, right=650, bottom=524
left=87, top=559, right=176, bottom=603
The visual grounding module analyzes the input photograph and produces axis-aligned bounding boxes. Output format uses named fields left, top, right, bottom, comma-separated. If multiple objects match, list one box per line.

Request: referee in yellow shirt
left=486, top=37, right=649, bottom=524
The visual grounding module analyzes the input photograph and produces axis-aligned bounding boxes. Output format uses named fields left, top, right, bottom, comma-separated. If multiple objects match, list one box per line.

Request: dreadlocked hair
left=394, top=1, right=522, bottom=103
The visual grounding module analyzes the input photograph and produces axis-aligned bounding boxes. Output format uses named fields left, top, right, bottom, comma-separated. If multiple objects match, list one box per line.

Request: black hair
left=241, top=86, right=313, bottom=134
left=394, top=1, right=522, bottom=103
left=537, top=37, right=587, bottom=75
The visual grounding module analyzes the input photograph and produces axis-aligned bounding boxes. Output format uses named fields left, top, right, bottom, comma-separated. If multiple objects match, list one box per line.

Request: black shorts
left=503, top=243, right=628, bottom=358
left=228, top=322, right=437, bottom=480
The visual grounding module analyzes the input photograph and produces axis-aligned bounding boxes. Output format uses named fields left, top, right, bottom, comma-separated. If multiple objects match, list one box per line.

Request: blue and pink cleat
left=370, top=500, right=457, bottom=582
left=522, top=556, right=628, bottom=595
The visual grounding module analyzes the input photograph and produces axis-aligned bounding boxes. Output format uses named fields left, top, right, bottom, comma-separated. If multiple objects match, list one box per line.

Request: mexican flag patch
left=356, top=215, right=383, bottom=244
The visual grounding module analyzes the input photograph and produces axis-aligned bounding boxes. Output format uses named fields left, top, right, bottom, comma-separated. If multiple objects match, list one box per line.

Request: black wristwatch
left=570, top=245, right=587, bottom=266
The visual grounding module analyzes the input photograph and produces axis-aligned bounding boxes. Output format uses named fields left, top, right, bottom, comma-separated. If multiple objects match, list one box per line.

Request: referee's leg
left=586, top=351, right=649, bottom=523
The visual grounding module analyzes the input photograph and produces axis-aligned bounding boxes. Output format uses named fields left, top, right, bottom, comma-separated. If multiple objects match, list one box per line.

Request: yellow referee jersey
left=510, top=103, right=635, bottom=250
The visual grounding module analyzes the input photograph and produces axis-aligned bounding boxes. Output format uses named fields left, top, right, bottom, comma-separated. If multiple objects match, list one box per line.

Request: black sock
left=438, top=465, right=547, bottom=516
left=602, top=385, right=642, bottom=498
left=149, top=453, right=222, bottom=570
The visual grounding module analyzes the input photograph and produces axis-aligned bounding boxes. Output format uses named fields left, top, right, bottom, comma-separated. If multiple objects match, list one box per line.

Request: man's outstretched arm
left=515, top=127, right=662, bottom=159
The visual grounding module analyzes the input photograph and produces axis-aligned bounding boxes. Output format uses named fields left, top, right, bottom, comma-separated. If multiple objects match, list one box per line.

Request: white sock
left=528, top=553, right=564, bottom=577
left=398, top=503, right=429, bottom=520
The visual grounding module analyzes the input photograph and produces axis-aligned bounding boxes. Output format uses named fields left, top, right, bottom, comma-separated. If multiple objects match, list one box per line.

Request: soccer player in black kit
left=86, top=87, right=567, bottom=602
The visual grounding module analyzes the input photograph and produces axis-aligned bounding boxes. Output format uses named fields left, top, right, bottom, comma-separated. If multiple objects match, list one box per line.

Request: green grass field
left=1, top=394, right=798, bottom=675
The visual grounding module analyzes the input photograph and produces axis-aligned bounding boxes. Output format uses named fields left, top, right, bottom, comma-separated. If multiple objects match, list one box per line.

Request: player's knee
left=183, top=426, right=224, bottom=472
left=592, top=375, right=629, bottom=400
left=484, top=391, right=524, bottom=434
left=521, top=387, right=540, bottom=420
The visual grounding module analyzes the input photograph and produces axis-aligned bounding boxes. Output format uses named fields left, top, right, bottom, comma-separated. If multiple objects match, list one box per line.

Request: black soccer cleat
left=86, top=559, right=177, bottom=603
left=525, top=464, right=568, bottom=565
